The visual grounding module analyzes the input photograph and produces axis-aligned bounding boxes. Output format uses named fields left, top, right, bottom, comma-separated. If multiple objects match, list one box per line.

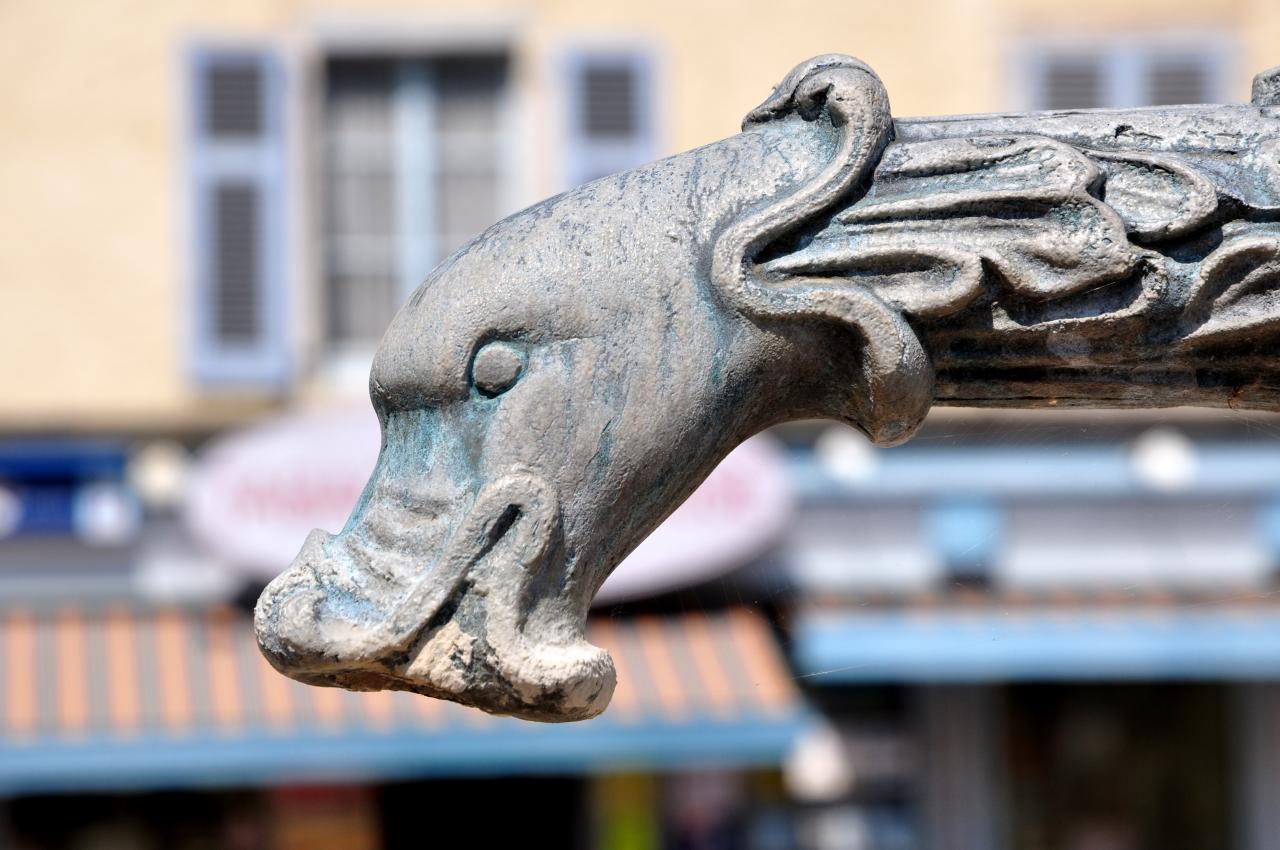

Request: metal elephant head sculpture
left=256, top=55, right=1280, bottom=721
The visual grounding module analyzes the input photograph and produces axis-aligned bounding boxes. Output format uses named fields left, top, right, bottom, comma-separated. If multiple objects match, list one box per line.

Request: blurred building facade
left=4, top=1, right=1280, bottom=848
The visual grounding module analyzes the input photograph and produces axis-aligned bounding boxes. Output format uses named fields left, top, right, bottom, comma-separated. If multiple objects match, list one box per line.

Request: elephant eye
left=471, top=340, right=526, bottom=397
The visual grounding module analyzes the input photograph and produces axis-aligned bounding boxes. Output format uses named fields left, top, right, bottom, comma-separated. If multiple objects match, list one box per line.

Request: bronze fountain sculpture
left=256, top=54, right=1280, bottom=722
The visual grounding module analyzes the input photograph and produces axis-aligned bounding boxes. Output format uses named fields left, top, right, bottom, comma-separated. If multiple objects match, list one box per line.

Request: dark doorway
left=1005, top=683, right=1230, bottom=850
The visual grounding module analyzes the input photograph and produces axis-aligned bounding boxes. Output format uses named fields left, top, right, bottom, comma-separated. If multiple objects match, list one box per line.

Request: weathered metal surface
left=256, top=54, right=1280, bottom=721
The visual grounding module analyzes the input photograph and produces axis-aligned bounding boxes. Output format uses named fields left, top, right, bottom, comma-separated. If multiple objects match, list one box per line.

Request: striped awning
left=0, top=605, right=806, bottom=793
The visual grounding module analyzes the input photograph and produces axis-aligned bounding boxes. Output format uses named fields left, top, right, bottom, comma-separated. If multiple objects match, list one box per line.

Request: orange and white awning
left=0, top=605, right=807, bottom=793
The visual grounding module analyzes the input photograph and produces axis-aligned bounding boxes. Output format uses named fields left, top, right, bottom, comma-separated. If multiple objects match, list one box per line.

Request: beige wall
left=1, top=0, right=1275, bottom=431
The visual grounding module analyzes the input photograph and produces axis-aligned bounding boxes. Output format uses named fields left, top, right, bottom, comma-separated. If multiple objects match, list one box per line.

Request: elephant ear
left=761, top=136, right=1145, bottom=319
left=713, top=55, right=934, bottom=447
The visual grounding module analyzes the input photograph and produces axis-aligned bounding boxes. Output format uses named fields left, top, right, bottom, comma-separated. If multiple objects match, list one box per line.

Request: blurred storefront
left=9, top=417, right=1280, bottom=849
left=778, top=416, right=1280, bottom=850
left=5, top=0, right=1280, bottom=848
left=0, top=418, right=812, bottom=848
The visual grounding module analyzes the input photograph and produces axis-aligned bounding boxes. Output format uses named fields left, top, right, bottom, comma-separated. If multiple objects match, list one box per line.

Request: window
left=1025, top=41, right=1230, bottom=110
left=188, top=49, right=289, bottom=388
left=323, top=55, right=507, bottom=350
left=562, top=51, right=655, bottom=188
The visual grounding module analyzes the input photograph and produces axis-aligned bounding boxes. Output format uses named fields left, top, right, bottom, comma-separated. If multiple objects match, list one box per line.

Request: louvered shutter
left=189, top=50, right=289, bottom=387
left=1040, top=57, right=1105, bottom=110
left=1145, top=56, right=1212, bottom=106
left=563, top=52, right=655, bottom=187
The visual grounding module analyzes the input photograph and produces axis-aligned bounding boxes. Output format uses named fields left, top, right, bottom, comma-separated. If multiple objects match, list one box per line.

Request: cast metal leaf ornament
left=256, top=56, right=1280, bottom=721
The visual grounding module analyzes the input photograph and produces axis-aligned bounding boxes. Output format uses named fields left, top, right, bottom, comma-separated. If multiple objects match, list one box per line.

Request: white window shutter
left=563, top=51, right=656, bottom=188
left=189, top=49, right=289, bottom=388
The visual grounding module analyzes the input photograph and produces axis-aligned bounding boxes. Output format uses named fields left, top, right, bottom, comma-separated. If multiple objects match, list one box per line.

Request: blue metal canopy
left=794, top=606, right=1280, bottom=683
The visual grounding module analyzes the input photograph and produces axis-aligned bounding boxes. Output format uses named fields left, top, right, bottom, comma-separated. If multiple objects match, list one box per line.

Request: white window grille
left=323, top=55, right=508, bottom=349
